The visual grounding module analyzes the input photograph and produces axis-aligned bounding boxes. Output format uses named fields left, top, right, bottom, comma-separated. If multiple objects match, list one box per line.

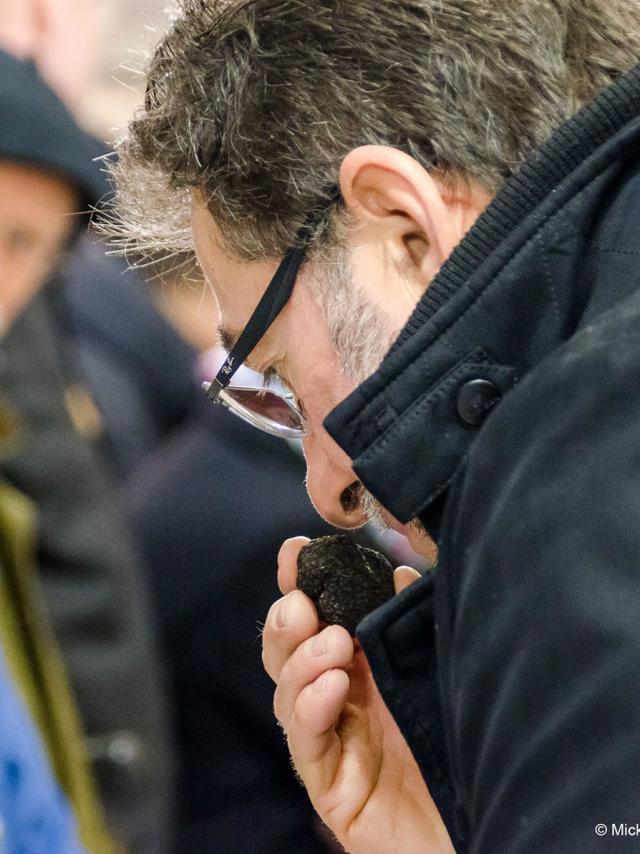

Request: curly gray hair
left=110, top=0, right=640, bottom=263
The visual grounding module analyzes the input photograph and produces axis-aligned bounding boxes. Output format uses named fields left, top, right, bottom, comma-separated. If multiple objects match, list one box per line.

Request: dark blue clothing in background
left=60, top=239, right=197, bottom=480
left=128, top=401, right=337, bottom=854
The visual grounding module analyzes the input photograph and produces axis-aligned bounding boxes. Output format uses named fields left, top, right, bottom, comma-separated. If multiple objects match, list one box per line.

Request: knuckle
left=288, top=589, right=318, bottom=627
left=323, top=623, right=345, bottom=648
left=283, top=639, right=317, bottom=691
left=309, top=624, right=351, bottom=660
left=278, top=654, right=297, bottom=690
left=302, top=631, right=321, bottom=661
left=290, top=681, right=324, bottom=740
left=289, top=695, right=308, bottom=735
left=266, top=595, right=285, bottom=628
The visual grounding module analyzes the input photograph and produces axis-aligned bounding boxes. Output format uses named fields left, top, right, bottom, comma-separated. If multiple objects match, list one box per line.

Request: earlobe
left=339, top=145, right=463, bottom=273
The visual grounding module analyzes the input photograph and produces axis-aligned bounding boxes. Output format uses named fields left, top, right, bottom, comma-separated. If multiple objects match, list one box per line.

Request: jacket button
left=456, top=379, right=501, bottom=427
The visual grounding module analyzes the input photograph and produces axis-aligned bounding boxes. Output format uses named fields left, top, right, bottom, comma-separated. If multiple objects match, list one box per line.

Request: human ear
left=339, top=145, right=466, bottom=283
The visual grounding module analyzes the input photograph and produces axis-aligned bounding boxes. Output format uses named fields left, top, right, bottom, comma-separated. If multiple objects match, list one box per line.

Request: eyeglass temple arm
left=207, top=186, right=340, bottom=401
left=207, top=244, right=305, bottom=401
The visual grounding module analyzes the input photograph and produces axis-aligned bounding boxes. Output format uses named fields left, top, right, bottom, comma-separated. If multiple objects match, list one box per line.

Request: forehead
left=191, top=193, right=281, bottom=330
left=0, top=161, right=78, bottom=236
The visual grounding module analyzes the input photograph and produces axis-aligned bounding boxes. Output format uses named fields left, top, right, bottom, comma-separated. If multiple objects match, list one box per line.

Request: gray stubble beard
left=312, top=250, right=426, bottom=539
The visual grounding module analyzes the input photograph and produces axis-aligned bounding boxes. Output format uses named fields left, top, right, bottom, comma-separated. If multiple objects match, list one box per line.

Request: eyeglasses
left=202, top=188, right=339, bottom=439
left=202, top=384, right=308, bottom=439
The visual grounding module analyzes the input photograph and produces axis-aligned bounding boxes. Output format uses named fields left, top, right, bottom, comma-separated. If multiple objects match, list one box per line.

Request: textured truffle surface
left=296, top=535, right=395, bottom=636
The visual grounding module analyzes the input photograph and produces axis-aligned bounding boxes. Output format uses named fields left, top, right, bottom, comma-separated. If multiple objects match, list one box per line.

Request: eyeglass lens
left=220, top=387, right=306, bottom=436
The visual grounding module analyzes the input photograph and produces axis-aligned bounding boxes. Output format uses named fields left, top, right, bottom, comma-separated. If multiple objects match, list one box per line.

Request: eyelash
left=261, top=366, right=306, bottom=416
left=262, top=366, right=282, bottom=388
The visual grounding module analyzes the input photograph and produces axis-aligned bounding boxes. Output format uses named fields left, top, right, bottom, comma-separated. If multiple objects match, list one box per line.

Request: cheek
left=299, top=374, right=354, bottom=434
left=289, top=348, right=348, bottom=414
left=286, top=282, right=357, bottom=418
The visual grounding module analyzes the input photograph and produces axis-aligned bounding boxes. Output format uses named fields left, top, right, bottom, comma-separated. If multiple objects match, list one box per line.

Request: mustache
left=341, top=480, right=429, bottom=542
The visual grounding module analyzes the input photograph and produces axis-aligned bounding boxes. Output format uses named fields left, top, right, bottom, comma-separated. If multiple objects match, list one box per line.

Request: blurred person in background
left=0, top=4, right=176, bottom=849
left=0, top=0, right=198, bottom=482
left=59, top=241, right=197, bottom=481
left=0, top=48, right=115, bottom=853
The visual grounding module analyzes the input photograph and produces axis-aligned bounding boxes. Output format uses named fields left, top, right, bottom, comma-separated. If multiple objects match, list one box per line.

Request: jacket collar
left=324, top=63, right=640, bottom=531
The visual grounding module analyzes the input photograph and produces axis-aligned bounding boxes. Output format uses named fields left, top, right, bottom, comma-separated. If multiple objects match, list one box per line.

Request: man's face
left=0, top=161, right=79, bottom=332
left=192, top=195, right=435, bottom=557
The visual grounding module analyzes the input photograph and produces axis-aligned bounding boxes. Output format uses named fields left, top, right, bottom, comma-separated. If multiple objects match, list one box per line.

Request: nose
left=302, top=436, right=368, bottom=529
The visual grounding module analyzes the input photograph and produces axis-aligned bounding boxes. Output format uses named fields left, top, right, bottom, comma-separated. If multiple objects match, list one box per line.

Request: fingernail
left=313, top=671, right=330, bottom=693
left=312, top=632, right=327, bottom=657
left=276, top=594, right=291, bottom=628
left=394, top=566, right=421, bottom=583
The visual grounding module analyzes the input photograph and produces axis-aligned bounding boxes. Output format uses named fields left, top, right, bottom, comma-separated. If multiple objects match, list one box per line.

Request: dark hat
left=0, top=49, right=108, bottom=210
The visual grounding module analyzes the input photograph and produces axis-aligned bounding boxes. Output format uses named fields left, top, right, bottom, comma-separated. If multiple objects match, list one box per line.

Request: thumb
left=277, top=536, right=311, bottom=595
left=393, top=566, right=422, bottom=594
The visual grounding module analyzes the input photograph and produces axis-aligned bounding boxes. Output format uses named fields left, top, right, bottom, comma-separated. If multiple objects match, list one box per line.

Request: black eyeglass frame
left=204, top=187, right=340, bottom=419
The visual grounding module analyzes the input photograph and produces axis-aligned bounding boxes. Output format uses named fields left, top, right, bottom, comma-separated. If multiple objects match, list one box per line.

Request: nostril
left=340, top=481, right=363, bottom=514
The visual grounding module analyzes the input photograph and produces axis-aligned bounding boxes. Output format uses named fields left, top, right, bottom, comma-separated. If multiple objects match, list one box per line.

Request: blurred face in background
left=0, top=162, right=78, bottom=333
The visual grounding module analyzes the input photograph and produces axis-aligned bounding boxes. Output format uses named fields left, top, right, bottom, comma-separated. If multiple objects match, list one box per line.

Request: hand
left=262, top=537, right=455, bottom=854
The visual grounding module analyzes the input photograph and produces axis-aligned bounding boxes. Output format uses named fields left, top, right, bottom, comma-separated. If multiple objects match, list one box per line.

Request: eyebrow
left=217, top=324, right=241, bottom=353
left=217, top=322, right=289, bottom=386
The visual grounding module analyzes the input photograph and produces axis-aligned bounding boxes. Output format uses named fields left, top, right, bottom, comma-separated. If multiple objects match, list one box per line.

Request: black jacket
left=326, top=64, right=640, bottom=852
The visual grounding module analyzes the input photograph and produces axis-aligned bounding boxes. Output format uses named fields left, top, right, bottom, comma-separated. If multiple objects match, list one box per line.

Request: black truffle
left=296, top=535, right=395, bottom=636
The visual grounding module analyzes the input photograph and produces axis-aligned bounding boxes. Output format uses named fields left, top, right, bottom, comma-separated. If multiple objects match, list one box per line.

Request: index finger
left=277, top=536, right=310, bottom=594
